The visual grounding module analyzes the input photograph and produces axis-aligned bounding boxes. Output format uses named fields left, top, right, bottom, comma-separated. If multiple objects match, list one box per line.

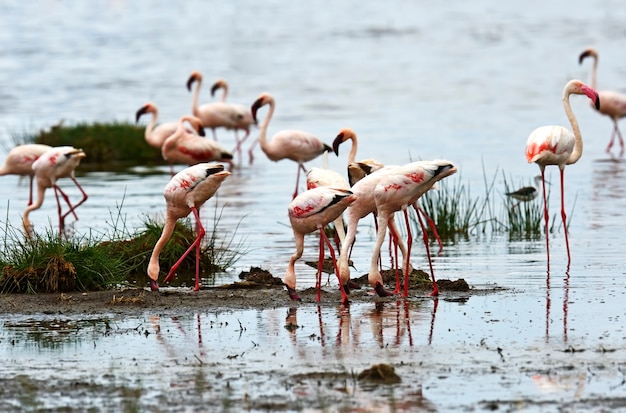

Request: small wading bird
left=505, top=175, right=543, bottom=208
left=161, top=115, right=233, bottom=175
left=250, top=92, right=333, bottom=199
left=371, top=160, right=457, bottom=297
left=22, top=146, right=88, bottom=239
left=285, top=186, right=356, bottom=304
left=147, top=163, right=231, bottom=292
left=578, top=48, right=626, bottom=157
left=525, top=79, right=600, bottom=264
left=0, top=144, right=52, bottom=206
left=186, top=72, right=256, bottom=157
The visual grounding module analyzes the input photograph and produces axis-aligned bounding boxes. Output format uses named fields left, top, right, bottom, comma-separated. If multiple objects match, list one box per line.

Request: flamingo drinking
left=147, top=163, right=230, bottom=292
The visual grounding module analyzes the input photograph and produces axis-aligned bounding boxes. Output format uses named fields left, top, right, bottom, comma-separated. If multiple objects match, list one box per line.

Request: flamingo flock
left=0, top=48, right=610, bottom=302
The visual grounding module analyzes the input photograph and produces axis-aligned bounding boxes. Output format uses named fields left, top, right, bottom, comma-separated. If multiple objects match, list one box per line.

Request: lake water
left=1, top=0, right=626, bottom=411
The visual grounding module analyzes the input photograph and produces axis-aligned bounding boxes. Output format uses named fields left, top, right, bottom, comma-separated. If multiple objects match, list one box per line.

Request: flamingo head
left=332, top=128, right=355, bottom=156
left=251, top=93, right=273, bottom=123
left=210, top=79, right=228, bottom=97
left=578, top=48, right=598, bottom=65
left=135, top=102, right=155, bottom=123
left=567, top=80, right=600, bottom=110
left=186, top=71, right=203, bottom=92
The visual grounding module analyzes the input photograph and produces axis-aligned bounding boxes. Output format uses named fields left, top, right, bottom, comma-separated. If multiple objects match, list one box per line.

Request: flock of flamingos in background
left=0, top=47, right=625, bottom=303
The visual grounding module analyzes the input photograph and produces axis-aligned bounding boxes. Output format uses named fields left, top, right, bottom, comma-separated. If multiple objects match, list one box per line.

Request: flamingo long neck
left=219, top=84, right=228, bottom=102
left=161, top=119, right=187, bottom=160
left=147, top=218, right=176, bottom=281
left=589, top=55, right=598, bottom=90
left=191, top=78, right=202, bottom=117
left=257, top=99, right=275, bottom=155
left=145, top=111, right=158, bottom=141
left=563, top=90, right=583, bottom=165
left=347, top=136, right=358, bottom=164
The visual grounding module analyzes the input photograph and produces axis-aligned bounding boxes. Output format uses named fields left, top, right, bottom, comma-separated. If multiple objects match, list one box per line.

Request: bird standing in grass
left=525, top=79, right=600, bottom=264
left=147, top=163, right=230, bottom=292
left=505, top=175, right=543, bottom=208
left=23, top=146, right=88, bottom=239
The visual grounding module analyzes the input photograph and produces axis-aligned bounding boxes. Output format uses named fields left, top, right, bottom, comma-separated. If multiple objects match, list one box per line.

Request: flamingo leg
left=615, top=123, right=625, bottom=157
left=60, top=177, right=89, bottom=223
left=540, top=167, right=550, bottom=266
left=559, top=167, right=571, bottom=264
left=164, top=207, right=206, bottom=291
left=387, top=221, right=402, bottom=294
left=28, top=176, right=34, bottom=206
left=292, top=164, right=304, bottom=200
left=316, top=231, right=324, bottom=302
left=415, top=207, right=438, bottom=297
left=402, top=210, right=413, bottom=297
left=416, top=205, right=443, bottom=254
left=319, top=229, right=349, bottom=305
left=247, top=138, right=259, bottom=165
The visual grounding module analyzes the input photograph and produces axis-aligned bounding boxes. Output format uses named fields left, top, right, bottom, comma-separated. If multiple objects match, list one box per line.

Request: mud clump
left=358, top=364, right=401, bottom=384
left=214, top=267, right=284, bottom=289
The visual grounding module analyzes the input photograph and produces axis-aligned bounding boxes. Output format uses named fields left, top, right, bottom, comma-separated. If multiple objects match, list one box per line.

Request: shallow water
left=1, top=0, right=626, bottom=411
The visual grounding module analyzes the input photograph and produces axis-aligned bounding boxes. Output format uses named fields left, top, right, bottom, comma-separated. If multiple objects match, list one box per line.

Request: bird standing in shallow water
left=250, top=92, right=333, bottom=200
left=579, top=48, right=626, bottom=157
left=525, top=79, right=600, bottom=265
left=0, top=144, right=52, bottom=206
left=147, top=163, right=230, bottom=292
left=23, top=146, right=88, bottom=239
left=505, top=175, right=543, bottom=208
left=286, top=186, right=356, bottom=304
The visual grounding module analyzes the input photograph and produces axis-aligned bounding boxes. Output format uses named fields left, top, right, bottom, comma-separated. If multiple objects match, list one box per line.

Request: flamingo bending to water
left=0, top=144, right=52, bottom=206
left=23, top=146, right=88, bottom=239
left=371, top=160, right=457, bottom=297
left=286, top=186, right=356, bottom=304
left=161, top=115, right=233, bottom=173
left=147, top=163, right=230, bottom=292
left=578, top=48, right=626, bottom=157
left=526, top=79, right=600, bottom=264
left=251, top=92, right=332, bottom=199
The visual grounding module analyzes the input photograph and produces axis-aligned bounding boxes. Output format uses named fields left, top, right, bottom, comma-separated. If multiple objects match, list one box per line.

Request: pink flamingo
left=23, top=146, right=88, bottom=239
left=579, top=48, right=626, bottom=157
left=186, top=72, right=255, bottom=158
left=0, top=144, right=52, bottom=206
left=371, top=160, right=457, bottom=297
left=147, top=163, right=231, bottom=292
left=285, top=186, right=356, bottom=304
left=161, top=115, right=233, bottom=174
left=526, top=79, right=600, bottom=264
left=306, top=128, right=361, bottom=246
left=135, top=102, right=179, bottom=149
left=250, top=92, right=332, bottom=199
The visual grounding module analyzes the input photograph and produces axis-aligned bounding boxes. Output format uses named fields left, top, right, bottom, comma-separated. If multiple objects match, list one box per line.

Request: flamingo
left=0, top=144, right=52, bottom=206
left=135, top=102, right=179, bottom=150
left=186, top=72, right=255, bottom=158
left=306, top=128, right=360, bottom=246
left=285, top=186, right=356, bottom=304
left=578, top=48, right=626, bottom=157
left=371, top=160, right=457, bottom=298
left=250, top=92, right=333, bottom=199
left=161, top=115, right=233, bottom=174
left=147, top=163, right=231, bottom=292
left=22, top=146, right=88, bottom=239
left=505, top=175, right=543, bottom=208
left=526, top=79, right=600, bottom=264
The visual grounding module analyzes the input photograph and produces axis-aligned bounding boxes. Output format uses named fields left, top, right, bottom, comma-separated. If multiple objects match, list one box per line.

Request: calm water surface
left=1, top=0, right=626, bottom=411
